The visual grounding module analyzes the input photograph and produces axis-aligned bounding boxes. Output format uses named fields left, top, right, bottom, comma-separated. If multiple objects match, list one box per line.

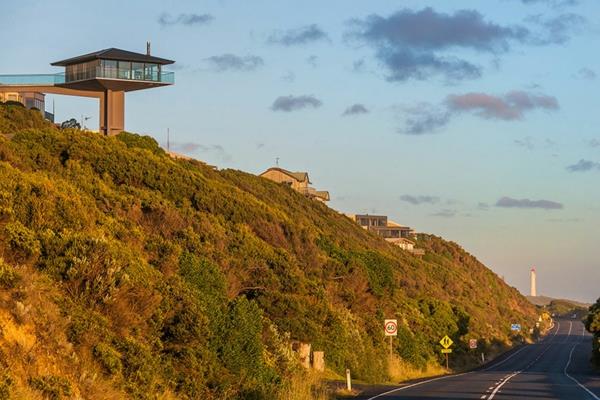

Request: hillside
left=0, top=104, right=538, bottom=399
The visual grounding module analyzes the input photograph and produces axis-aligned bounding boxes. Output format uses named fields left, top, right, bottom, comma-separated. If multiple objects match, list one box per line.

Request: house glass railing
left=0, top=73, right=66, bottom=85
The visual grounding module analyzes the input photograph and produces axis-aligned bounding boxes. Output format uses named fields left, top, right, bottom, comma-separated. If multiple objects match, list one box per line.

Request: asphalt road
left=359, top=319, right=600, bottom=400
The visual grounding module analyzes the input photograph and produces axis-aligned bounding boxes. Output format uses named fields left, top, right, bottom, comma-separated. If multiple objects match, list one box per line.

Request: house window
left=132, top=62, right=144, bottom=80
left=118, top=61, right=131, bottom=79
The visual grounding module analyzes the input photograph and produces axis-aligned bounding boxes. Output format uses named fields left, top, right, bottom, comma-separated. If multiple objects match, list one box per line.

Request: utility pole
left=275, top=157, right=279, bottom=167
left=167, top=128, right=170, bottom=152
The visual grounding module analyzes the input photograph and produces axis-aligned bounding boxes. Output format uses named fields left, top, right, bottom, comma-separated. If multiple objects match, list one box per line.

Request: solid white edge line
left=562, top=322, right=600, bottom=400
left=487, top=371, right=521, bottom=400
left=365, top=372, right=472, bottom=400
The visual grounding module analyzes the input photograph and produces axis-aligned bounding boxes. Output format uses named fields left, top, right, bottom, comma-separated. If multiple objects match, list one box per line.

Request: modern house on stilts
left=0, top=44, right=174, bottom=135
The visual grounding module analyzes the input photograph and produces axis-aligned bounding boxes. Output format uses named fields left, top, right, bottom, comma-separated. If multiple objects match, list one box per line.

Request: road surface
left=360, top=319, right=600, bottom=400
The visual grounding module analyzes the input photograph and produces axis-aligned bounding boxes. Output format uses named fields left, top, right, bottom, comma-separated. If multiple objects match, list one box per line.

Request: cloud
left=306, top=55, right=319, bottom=67
left=347, top=7, right=582, bottom=82
left=587, top=139, right=600, bottom=148
left=574, top=68, right=596, bottom=80
left=519, top=0, right=579, bottom=8
left=271, top=95, right=322, bottom=112
left=204, top=54, right=264, bottom=72
left=342, top=104, right=369, bottom=116
left=400, top=195, right=440, bottom=205
left=173, top=143, right=231, bottom=161
left=400, top=103, right=451, bottom=135
left=446, top=91, right=559, bottom=120
left=399, top=91, right=558, bottom=134
left=431, top=209, right=457, bottom=217
left=495, top=196, right=563, bottom=209
left=566, top=159, right=600, bottom=172
left=514, top=137, right=535, bottom=150
left=268, top=24, right=329, bottom=46
left=158, top=13, right=214, bottom=27
left=281, top=71, right=296, bottom=82
left=526, top=13, right=585, bottom=45
left=347, top=7, right=529, bottom=81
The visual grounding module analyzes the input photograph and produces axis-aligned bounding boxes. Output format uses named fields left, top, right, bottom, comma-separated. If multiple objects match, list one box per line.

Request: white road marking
left=562, top=322, right=600, bottom=400
left=483, top=323, right=561, bottom=400
left=368, top=322, right=563, bottom=400
left=364, top=371, right=472, bottom=400
left=487, top=371, right=520, bottom=400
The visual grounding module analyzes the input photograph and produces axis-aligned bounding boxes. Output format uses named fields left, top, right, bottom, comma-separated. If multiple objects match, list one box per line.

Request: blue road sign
left=511, top=324, right=521, bottom=331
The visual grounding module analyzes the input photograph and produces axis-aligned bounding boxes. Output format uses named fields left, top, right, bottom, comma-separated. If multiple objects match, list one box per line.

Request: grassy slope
left=0, top=105, right=538, bottom=399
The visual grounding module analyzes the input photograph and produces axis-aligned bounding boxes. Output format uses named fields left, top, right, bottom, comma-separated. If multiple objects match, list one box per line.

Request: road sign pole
left=446, top=353, right=449, bottom=369
left=389, top=336, right=393, bottom=358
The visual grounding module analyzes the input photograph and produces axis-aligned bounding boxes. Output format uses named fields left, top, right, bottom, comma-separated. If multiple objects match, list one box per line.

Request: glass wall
left=64, top=60, right=165, bottom=82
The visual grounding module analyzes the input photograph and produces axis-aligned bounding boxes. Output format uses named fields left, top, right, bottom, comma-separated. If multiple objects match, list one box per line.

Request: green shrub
left=93, top=343, right=123, bottom=375
left=0, top=372, right=12, bottom=400
left=4, top=221, right=40, bottom=258
left=28, top=375, right=72, bottom=400
left=0, top=259, right=19, bottom=289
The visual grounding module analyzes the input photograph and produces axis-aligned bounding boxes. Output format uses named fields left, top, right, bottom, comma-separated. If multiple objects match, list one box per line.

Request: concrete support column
left=99, top=90, right=125, bottom=136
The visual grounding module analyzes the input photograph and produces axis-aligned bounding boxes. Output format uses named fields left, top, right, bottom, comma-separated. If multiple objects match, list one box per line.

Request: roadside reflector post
left=481, top=353, right=485, bottom=364
left=345, top=369, right=352, bottom=391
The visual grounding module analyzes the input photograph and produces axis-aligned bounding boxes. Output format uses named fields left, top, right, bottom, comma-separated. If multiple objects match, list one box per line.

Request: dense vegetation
left=586, top=298, right=600, bottom=366
left=0, top=104, right=538, bottom=399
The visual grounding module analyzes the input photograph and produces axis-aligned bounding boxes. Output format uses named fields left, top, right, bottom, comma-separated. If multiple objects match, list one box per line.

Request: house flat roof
left=51, top=48, right=175, bottom=66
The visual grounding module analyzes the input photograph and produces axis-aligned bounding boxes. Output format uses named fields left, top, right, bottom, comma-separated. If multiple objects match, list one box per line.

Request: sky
left=1, top=0, right=599, bottom=303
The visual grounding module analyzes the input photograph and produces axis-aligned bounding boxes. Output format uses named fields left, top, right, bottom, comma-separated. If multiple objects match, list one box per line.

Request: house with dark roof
left=259, top=167, right=330, bottom=202
left=0, top=43, right=174, bottom=135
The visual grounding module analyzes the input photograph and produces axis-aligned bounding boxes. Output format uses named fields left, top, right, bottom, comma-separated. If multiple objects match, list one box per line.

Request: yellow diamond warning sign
left=439, top=335, right=454, bottom=349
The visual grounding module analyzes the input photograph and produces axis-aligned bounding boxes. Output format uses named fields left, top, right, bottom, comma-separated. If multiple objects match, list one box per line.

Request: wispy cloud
left=268, top=24, right=329, bottom=46
left=400, top=195, right=440, bottom=205
left=306, top=55, right=319, bottom=67
left=514, top=136, right=556, bottom=150
left=342, top=104, right=369, bottom=116
left=400, top=103, right=451, bottom=135
left=574, top=68, right=597, bottom=80
left=399, top=90, right=558, bottom=134
left=205, top=54, right=264, bottom=72
left=431, top=209, right=457, bottom=217
left=271, top=95, right=322, bottom=112
left=446, top=91, right=559, bottom=120
left=519, top=0, right=579, bottom=7
left=496, top=196, right=563, bottom=209
left=587, top=139, right=600, bottom=148
left=173, top=143, right=231, bottom=162
left=158, top=13, right=214, bottom=27
left=566, top=159, right=600, bottom=172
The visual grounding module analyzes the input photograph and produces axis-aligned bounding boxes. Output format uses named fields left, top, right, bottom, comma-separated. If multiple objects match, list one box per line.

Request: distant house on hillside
left=347, top=214, right=423, bottom=255
left=0, top=92, right=54, bottom=122
left=259, top=167, right=330, bottom=203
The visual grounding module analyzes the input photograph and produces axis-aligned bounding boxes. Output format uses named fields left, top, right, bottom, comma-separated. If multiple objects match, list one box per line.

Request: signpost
left=439, top=335, right=454, bottom=369
left=385, top=319, right=398, bottom=358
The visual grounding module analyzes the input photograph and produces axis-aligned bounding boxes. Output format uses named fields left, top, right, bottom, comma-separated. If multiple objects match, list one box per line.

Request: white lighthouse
left=530, top=267, right=537, bottom=297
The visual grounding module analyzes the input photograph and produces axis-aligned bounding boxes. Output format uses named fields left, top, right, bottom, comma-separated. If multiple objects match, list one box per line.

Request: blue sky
left=1, top=0, right=599, bottom=302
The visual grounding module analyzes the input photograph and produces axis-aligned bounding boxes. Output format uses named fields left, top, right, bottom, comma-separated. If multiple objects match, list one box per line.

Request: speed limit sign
left=384, top=319, right=398, bottom=336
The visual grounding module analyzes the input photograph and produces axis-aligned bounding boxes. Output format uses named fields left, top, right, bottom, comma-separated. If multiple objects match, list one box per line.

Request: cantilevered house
left=0, top=44, right=174, bottom=135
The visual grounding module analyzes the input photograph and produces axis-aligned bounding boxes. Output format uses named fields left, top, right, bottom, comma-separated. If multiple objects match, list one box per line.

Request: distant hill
left=527, top=296, right=590, bottom=318
left=0, top=104, right=539, bottom=399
